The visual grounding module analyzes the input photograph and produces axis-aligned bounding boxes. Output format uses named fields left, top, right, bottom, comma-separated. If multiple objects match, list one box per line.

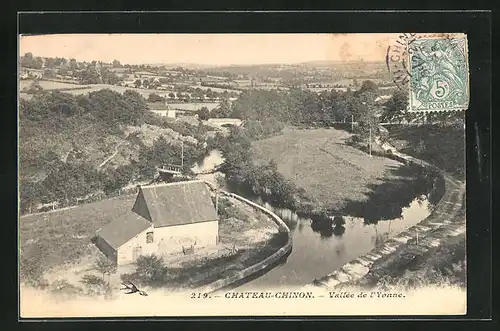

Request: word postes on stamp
left=408, top=34, right=470, bottom=112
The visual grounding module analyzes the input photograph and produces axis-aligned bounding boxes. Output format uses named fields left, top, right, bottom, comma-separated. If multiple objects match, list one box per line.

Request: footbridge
left=157, top=164, right=183, bottom=175
left=205, top=118, right=243, bottom=128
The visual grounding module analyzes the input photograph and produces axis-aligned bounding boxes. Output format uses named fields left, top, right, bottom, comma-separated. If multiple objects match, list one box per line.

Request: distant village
left=19, top=53, right=395, bottom=101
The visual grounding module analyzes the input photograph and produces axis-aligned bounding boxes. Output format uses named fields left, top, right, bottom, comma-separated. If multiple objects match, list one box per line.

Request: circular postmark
left=386, top=33, right=460, bottom=91
left=385, top=33, right=419, bottom=90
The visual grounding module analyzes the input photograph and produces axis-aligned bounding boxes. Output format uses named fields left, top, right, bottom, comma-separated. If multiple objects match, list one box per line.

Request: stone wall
left=197, top=183, right=293, bottom=293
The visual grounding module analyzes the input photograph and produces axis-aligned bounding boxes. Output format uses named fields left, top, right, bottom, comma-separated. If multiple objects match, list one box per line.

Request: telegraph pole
left=215, top=190, right=219, bottom=214
left=181, top=140, right=184, bottom=168
left=369, top=127, right=372, bottom=157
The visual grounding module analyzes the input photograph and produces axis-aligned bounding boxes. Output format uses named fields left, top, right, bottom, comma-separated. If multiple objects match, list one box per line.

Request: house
left=375, top=95, right=392, bottom=104
left=149, top=103, right=176, bottom=118
left=95, top=180, right=219, bottom=265
left=151, top=109, right=176, bottom=118
left=20, top=68, right=43, bottom=79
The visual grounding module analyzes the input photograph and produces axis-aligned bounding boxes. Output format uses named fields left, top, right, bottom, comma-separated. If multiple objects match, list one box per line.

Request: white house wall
left=116, top=221, right=218, bottom=266
left=155, top=220, right=218, bottom=255
left=116, top=225, right=155, bottom=266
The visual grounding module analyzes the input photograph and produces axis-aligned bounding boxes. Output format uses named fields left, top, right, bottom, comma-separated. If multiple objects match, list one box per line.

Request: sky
left=19, top=34, right=394, bottom=66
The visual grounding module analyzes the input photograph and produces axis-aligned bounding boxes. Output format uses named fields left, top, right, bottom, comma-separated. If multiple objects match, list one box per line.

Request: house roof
left=97, top=212, right=152, bottom=250
left=132, top=180, right=218, bottom=227
left=147, top=102, right=172, bottom=110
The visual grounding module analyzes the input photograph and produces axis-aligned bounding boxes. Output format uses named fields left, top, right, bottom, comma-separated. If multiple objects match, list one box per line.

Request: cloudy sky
left=19, top=33, right=394, bottom=66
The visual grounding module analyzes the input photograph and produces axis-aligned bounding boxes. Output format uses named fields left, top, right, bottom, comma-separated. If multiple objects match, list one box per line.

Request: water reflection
left=236, top=185, right=436, bottom=289
left=333, top=225, right=346, bottom=237
left=310, top=219, right=333, bottom=238
left=338, top=164, right=439, bottom=225
left=194, top=149, right=442, bottom=289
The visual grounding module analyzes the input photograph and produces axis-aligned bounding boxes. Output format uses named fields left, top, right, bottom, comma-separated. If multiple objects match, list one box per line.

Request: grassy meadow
left=251, top=127, right=403, bottom=211
left=20, top=193, right=138, bottom=279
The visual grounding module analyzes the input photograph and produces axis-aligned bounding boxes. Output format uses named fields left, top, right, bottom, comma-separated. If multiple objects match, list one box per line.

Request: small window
left=146, top=231, right=154, bottom=243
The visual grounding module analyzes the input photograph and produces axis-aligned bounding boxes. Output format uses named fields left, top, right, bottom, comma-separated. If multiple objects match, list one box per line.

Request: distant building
left=36, top=201, right=60, bottom=212
left=121, top=80, right=136, bottom=87
left=150, top=109, right=176, bottom=118
left=206, top=118, right=243, bottom=127
left=20, top=68, right=43, bottom=79
left=375, top=95, right=392, bottom=104
left=95, top=180, right=219, bottom=265
left=149, top=103, right=176, bottom=118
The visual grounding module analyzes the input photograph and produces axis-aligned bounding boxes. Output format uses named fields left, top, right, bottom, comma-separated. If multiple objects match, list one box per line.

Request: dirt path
left=98, top=140, right=128, bottom=168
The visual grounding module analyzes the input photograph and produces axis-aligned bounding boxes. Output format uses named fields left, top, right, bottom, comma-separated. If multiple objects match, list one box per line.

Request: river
left=192, top=149, right=435, bottom=290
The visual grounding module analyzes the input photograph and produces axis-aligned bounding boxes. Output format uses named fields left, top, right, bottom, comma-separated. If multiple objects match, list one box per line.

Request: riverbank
left=196, top=186, right=292, bottom=293
left=249, top=127, right=435, bottom=218
left=303, top=140, right=466, bottom=293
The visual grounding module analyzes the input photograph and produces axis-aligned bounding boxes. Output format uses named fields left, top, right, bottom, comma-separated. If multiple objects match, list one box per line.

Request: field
left=20, top=79, right=89, bottom=91
left=62, top=84, right=166, bottom=98
left=20, top=193, right=138, bottom=278
left=166, top=102, right=220, bottom=111
left=19, top=187, right=279, bottom=289
left=251, top=127, right=403, bottom=211
left=19, top=79, right=237, bottom=101
left=19, top=80, right=175, bottom=98
left=188, top=85, right=242, bottom=94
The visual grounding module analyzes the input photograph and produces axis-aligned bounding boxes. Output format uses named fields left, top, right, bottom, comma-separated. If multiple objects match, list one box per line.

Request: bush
left=80, top=274, right=110, bottom=296
left=348, top=134, right=364, bottom=144
left=221, top=205, right=249, bottom=222
left=197, top=107, right=210, bottom=121
left=94, top=255, right=117, bottom=280
left=147, top=93, right=165, bottom=103
left=133, top=254, right=168, bottom=285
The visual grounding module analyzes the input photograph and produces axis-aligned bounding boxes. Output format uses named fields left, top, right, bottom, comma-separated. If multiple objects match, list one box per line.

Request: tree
left=134, top=79, right=142, bottom=88
left=80, top=274, right=109, bottom=296
left=77, top=65, right=101, bottom=84
left=100, top=68, right=121, bottom=85
left=359, top=80, right=378, bottom=93
left=69, top=58, right=78, bottom=70
left=381, top=89, right=411, bottom=122
left=332, top=216, right=346, bottom=227
left=134, top=254, right=168, bottom=284
left=112, top=59, right=121, bottom=68
left=19, top=180, right=43, bottom=214
left=21, top=52, right=43, bottom=69
left=95, top=255, right=117, bottom=284
left=147, top=93, right=165, bottom=103
left=197, top=106, right=210, bottom=120
left=388, top=89, right=407, bottom=110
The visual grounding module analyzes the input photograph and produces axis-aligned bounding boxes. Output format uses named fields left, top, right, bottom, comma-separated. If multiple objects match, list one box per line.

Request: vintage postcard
left=19, top=33, right=467, bottom=318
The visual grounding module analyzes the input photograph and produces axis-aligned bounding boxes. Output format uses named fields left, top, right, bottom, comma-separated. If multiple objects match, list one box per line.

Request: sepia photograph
left=18, top=32, right=468, bottom=318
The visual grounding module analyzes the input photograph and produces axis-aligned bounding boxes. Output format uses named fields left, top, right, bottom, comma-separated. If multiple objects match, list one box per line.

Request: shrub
left=80, top=274, right=110, bottom=296
left=94, top=255, right=117, bottom=282
left=197, top=107, right=210, bottom=121
left=133, top=254, right=168, bottom=285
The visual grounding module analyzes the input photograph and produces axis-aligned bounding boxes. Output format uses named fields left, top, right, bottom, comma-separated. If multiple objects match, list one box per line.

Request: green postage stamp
left=408, top=33, right=470, bottom=112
